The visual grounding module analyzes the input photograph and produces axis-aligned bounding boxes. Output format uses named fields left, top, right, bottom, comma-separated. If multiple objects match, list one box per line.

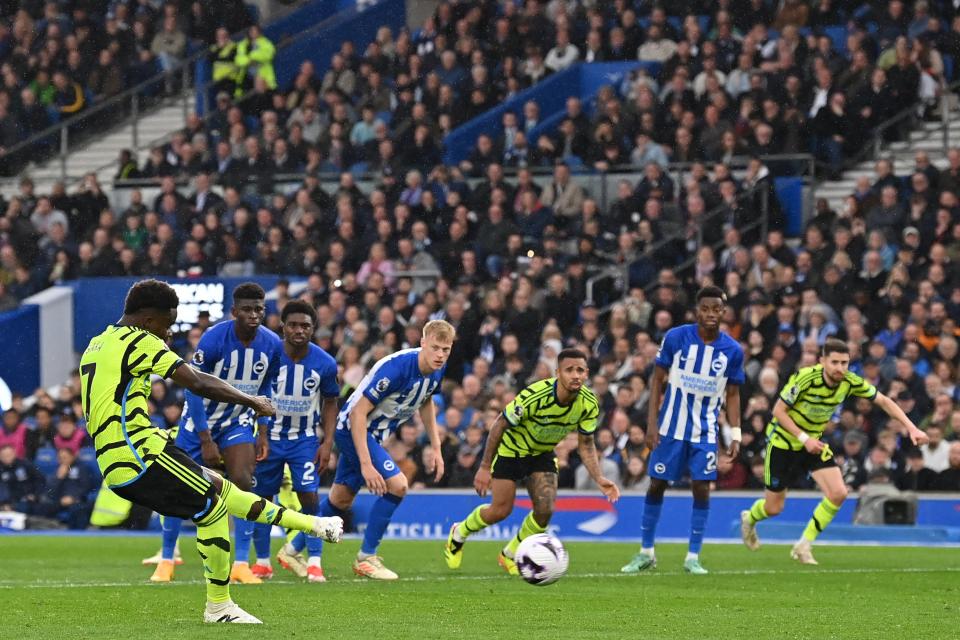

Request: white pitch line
left=1, top=566, right=958, bottom=589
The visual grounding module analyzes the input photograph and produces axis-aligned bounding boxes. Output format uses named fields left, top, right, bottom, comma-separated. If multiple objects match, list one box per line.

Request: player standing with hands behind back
left=740, top=338, right=929, bottom=564
left=622, top=286, right=744, bottom=575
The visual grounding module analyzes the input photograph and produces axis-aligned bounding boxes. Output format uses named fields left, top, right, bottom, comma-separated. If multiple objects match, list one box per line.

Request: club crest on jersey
left=193, top=349, right=204, bottom=365
left=253, top=360, right=267, bottom=375
left=711, top=353, right=728, bottom=373
left=304, top=377, right=319, bottom=392
left=654, top=462, right=666, bottom=474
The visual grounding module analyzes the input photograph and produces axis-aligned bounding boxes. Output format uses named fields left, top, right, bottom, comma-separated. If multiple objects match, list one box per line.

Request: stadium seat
left=34, top=447, right=58, bottom=478
left=78, top=447, right=101, bottom=481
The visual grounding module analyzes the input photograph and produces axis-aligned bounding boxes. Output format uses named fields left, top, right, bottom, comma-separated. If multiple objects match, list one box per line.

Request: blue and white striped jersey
left=336, top=348, right=445, bottom=443
left=656, top=324, right=744, bottom=444
left=270, top=343, right=339, bottom=441
left=180, top=320, right=282, bottom=435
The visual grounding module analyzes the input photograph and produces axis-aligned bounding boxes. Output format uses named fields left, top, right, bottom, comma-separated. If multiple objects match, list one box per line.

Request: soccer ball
left=514, top=533, right=569, bottom=586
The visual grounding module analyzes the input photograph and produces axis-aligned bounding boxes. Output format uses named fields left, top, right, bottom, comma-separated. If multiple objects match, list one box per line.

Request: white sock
left=452, top=524, right=466, bottom=544
left=308, top=556, right=321, bottom=567
left=255, top=558, right=270, bottom=567
left=357, top=551, right=372, bottom=561
left=685, top=552, right=699, bottom=562
left=232, top=561, right=248, bottom=567
left=206, top=600, right=234, bottom=612
left=281, top=542, right=297, bottom=555
left=641, top=547, right=655, bottom=557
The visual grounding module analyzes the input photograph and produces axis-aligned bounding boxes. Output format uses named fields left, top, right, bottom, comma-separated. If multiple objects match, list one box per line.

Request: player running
left=246, top=300, right=340, bottom=583
left=740, top=338, right=929, bottom=564
left=622, top=286, right=744, bottom=575
left=80, top=279, right=342, bottom=624
left=316, top=320, right=453, bottom=580
left=151, top=282, right=282, bottom=585
left=444, top=349, right=620, bottom=575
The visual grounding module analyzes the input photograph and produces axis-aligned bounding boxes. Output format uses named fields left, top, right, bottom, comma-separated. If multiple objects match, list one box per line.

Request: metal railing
left=841, top=78, right=960, bottom=172
left=3, top=46, right=210, bottom=182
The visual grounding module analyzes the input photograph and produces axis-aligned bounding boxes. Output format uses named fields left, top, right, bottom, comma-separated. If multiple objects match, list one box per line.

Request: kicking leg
left=283, top=484, right=353, bottom=579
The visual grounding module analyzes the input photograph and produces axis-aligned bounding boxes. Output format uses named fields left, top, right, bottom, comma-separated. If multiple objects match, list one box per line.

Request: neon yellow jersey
left=79, top=326, right=184, bottom=487
left=498, top=378, right=599, bottom=458
left=768, top=365, right=876, bottom=450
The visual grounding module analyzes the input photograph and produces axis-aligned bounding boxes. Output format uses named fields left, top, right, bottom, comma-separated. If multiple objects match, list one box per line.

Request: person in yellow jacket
left=209, top=27, right=240, bottom=97
left=234, top=24, right=276, bottom=97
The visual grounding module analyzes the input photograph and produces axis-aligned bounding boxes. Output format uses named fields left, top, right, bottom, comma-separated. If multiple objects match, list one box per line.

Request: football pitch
left=1, top=536, right=957, bottom=640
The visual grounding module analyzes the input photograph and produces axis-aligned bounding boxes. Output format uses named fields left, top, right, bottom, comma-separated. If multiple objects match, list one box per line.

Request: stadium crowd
left=0, top=0, right=256, bottom=173
left=2, top=1, right=960, bottom=529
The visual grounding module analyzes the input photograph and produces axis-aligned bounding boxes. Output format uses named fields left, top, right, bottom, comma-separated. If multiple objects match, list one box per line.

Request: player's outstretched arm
left=349, top=396, right=387, bottom=496
left=474, top=414, right=508, bottom=497
left=576, top=433, right=620, bottom=502
left=419, top=397, right=445, bottom=482
left=171, top=364, right=274, bottom=416
left=772, top=399, right=823, bottom=454
left=873, top=392, right=930, bottom=445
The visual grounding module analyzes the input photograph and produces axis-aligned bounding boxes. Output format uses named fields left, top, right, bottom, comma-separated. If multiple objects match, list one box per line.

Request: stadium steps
left=813, top=100, right=960, bottom=211
left=4, top=93, right=191, bottom=197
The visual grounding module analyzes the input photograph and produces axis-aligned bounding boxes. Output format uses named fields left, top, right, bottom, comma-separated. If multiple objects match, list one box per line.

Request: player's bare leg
left=742, top=489, right=785, bottom=551
left=222, top=443, right=262, bottom=584
left=683, top=481, right=711, bottom=575
left=793, top=468, right=847, bottom=565
left=446, top=479, right=517, bottom=570
left=499, top=472, right=556, bottom=575
left=353, top=474, right=405, bottom=580
left=622, top=478, right=667, bottom=573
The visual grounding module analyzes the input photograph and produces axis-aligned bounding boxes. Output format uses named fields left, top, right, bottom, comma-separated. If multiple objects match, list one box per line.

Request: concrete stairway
left=813, top=103, right=960, bottom=211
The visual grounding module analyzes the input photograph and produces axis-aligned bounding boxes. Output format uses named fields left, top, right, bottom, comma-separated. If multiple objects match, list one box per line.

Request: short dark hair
left=821, top=338, right=849, bottom=357
left=281, top=299, right=317, bottom=325
left=558, top=348, right=588, bottom=364
left=124, top=279, right=179, bottom=315
left=233, top=282, right=265, bottom=302
left=696, top=286, right=727, bottom=304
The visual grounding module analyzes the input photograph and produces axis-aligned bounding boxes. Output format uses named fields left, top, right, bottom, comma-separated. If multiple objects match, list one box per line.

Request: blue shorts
left=648, top=438, right=719, bottom=482
left=252, top=437, right=320, bottom=496
left=333, top=429, right=401, bottom=493
left=175, top=422, right=256, bottom=464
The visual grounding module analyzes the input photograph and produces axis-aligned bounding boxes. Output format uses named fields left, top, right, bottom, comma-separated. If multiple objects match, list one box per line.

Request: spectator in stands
left=34, top=447, right=95, bottom=529
left=0, top=409, right=28, bottom=459
left=935, top=442, right=960, bottom=490
left=235, top=24, right=277, bottom=96
left=0, top=444, right=43, bottom=514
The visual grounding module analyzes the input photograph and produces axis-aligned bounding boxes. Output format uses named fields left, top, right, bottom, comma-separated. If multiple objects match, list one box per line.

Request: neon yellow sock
left=220, top=479, right=314, bottom=532
left=748, top=498, right=769, bottom=524
left=195, top=499, right=231, bottom=603
left=802, top=498, right=841, bottom=542
left=457, top=505, right=490, bottom=541
left=504, top=512, right=547, bottom=557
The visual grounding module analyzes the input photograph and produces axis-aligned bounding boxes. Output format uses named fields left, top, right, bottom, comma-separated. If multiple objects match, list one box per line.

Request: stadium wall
left=345, top=491, right=960, bottom=545
left=0, top=304, right=40, bottom=395
left=70, top=276, right=282, bottom=351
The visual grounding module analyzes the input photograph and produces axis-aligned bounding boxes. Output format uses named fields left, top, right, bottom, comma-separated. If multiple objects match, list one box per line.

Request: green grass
left=1, top=535, right=958, bottom=640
